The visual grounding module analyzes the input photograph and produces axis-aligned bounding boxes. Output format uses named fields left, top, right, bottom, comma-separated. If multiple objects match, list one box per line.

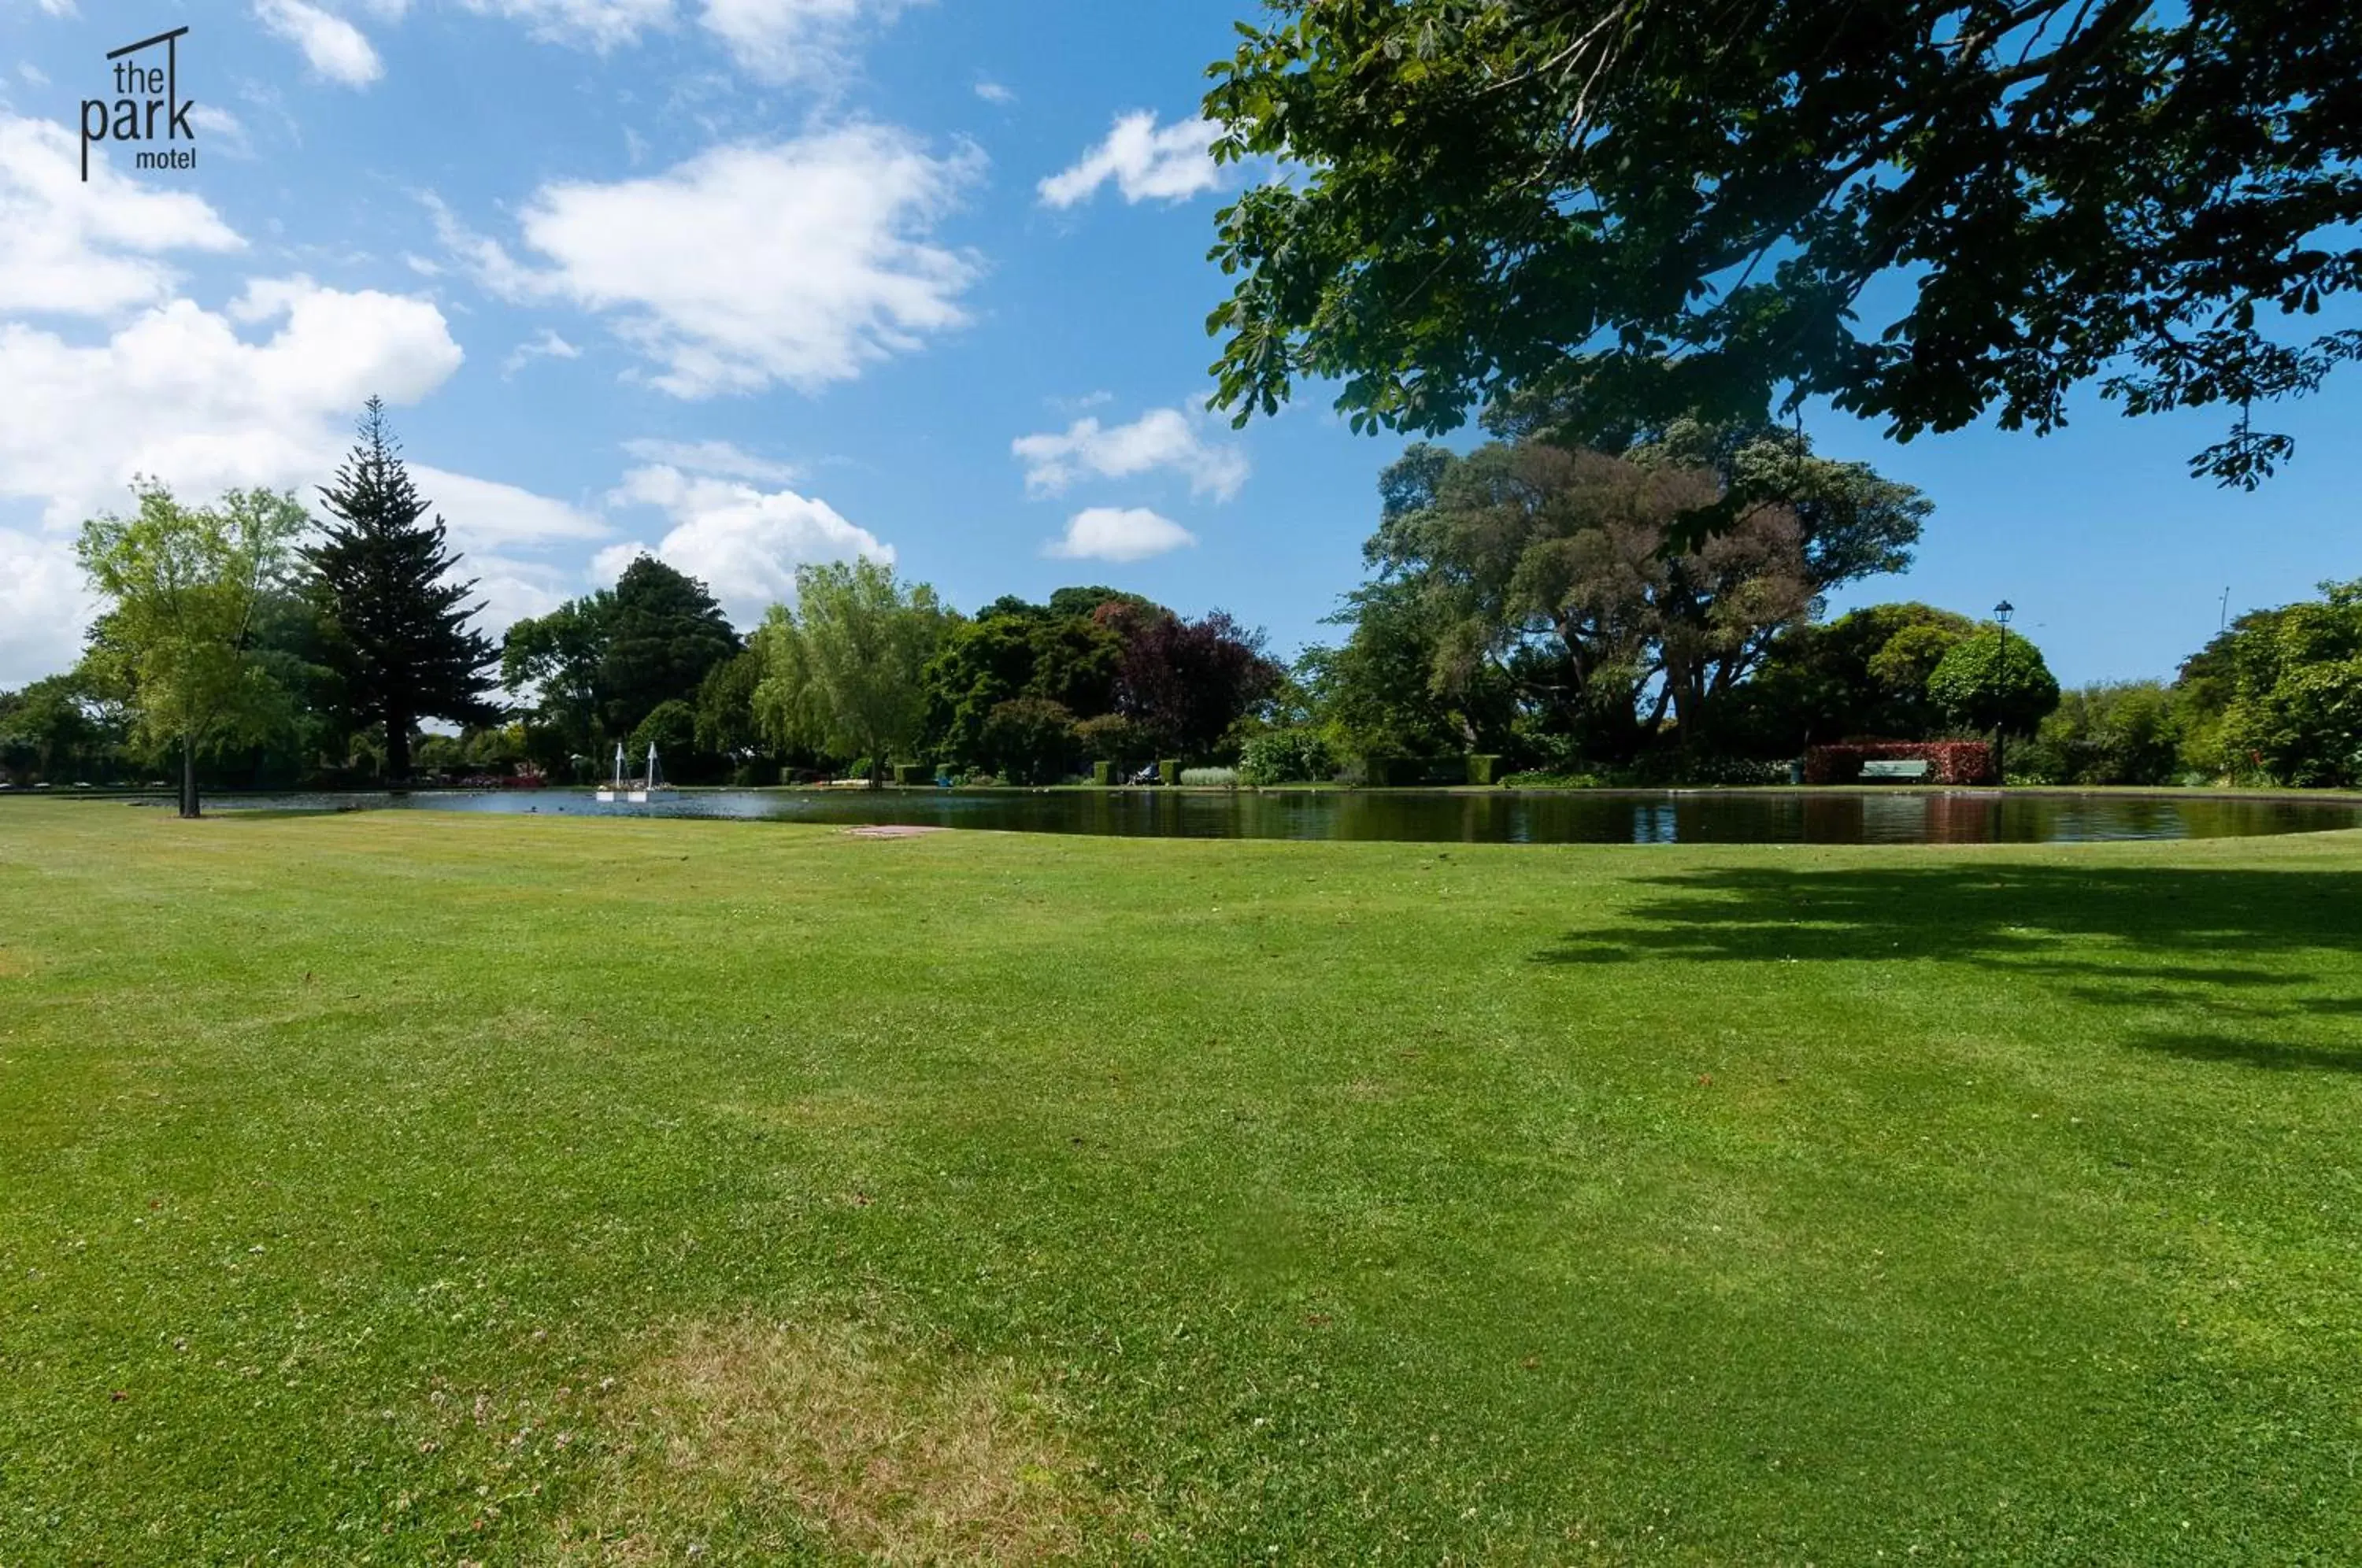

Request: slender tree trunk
left=386, top=712, right=412, bottom=788
left=180, top=734, right=198, bottom=819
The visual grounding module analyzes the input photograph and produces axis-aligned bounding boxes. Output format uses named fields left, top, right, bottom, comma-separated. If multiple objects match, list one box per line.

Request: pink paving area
left=839, top=824, right=950, bottom=839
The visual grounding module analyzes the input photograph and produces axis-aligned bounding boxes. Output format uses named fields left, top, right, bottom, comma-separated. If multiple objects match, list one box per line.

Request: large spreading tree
left=307, top=400, right=499, bottom=782
left=76, top=484, right=309, bottom=816
left=1206, top=2, right=2362, bottom=487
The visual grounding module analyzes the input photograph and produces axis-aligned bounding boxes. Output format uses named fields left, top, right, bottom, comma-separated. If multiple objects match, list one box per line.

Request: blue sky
left=2, top=0, right=2354, bottom=693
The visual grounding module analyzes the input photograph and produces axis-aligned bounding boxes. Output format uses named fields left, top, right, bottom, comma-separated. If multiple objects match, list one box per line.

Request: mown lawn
left=3, top=802, right=2359, bottom=1564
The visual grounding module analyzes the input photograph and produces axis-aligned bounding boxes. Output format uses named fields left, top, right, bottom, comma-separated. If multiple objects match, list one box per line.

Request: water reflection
left=180, top=786, right=2362, bottom=847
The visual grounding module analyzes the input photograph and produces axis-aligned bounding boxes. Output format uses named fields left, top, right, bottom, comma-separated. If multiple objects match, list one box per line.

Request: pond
left=178, top=787, right=2362, bottom=846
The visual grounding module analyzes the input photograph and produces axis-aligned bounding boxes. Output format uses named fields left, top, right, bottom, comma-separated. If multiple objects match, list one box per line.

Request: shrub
left=1238, top=728, right=1334, bottom=786
left=1180, top=767, right=1240, bottom=787
left=891, top=763, right=931, bottom=786
left=982, top=697, right=1079, bottom=785
left=1092, top=760, right=1116, bottom=786
left=1466, top=753, right=1503, bottom=786
left=1803, top=741, right=1996, bottom=785
left=1359, top=756, right=1395, bottom=787
left=1501, top=770, right=1605, bottom=789
left=1157, top=758, right=1180, bottom=786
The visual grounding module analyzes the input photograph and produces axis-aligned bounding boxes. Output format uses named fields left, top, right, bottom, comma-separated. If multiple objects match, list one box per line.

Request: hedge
left=1092, top=760, right=1116, bottom=786
left=1466, top=753, right=1503, bottom=786
left=891, top=763, right=931, bottom=787
left=1157, top=758, right=1180, bottom=786
left=1803, top=741, right=1996, bottom=785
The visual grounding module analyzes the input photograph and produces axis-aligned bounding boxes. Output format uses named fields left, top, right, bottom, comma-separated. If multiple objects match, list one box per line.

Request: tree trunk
left=385, top=714, right=413, bottom=788
left=180, top=734, right=198, bottom=819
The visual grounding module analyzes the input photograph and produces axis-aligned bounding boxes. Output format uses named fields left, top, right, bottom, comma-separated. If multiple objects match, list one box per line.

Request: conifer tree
left=306, top=398, right=498, bottom=782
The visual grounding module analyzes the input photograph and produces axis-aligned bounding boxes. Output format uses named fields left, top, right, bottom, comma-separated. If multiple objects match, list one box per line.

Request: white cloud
left=974, top=79, right=1013, bottom=105
left=447, top=126, right=983, bottom=397
left=0, top=527, right=91, bottom=691
left=0, top=114, right=244, bottom=316
left=187, top=105, right=254, bottom=159
left=1038, top=111, right=1220, bottom=208
left=1012, top=406, right=1249, bottom=501
left=454, top=0, right=675, bottom=50
left=409, top=464, right=609, bottom=552
left=18, top=64, right=50, bottom=88
left=254, top=0, right=386, bottom=87
left=605, top=463, right=888, bottom=627
left=698, top=0, right=914, bottom=81
left=1043, top=507, right=1195, bottom=564
left=0, top=279, right=461, bottom=531
left=620, top=437, right=798, bottom=483
left=501, top=327, right=581, bottom=373
left=0, top=278, right=472, bottom=685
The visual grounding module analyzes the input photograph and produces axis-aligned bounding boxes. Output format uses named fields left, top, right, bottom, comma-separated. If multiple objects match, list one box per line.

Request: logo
left=81, top=26, right=197, bottom=181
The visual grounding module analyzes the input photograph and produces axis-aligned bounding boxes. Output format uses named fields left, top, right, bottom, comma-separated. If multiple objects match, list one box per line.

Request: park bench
left=1860, top=759, right=1931, bottom=782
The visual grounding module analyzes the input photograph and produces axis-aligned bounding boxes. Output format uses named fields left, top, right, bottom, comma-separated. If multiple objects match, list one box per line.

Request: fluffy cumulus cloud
left=1038, top=112, right=1221, bottom=208
left=254, top=0, right=387, bottom=87
left=603, top=463, right=889, bottom=627
left=445, top=127, right=983, bottom=397
left=1012, top=406, right=1248, bottom=502
left=0, top=114, right=243, bottom=316
left=1044, top=506, right=1195, bottom=564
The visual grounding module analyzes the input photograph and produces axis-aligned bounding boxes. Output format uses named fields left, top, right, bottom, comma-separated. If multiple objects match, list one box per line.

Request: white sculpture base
left=595, top=787, right=674, bottom=803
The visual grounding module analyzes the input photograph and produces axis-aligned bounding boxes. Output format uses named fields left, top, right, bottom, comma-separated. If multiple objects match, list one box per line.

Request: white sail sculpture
left=594, top=741, right=674, bottom=803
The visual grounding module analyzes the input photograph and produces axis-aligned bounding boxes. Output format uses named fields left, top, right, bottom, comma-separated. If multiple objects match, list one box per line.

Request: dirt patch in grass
left=840, top=825, right=950, bottom=840
left=540, top=1317, right=1113, bottom=1563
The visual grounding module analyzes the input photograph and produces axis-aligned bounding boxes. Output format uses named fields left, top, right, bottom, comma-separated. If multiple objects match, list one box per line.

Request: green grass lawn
left=4, top=804, right=2360, bottom=1564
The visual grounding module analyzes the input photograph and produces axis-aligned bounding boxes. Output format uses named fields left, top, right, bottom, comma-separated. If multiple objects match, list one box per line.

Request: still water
left=188, top=787, right=2362, bottom=846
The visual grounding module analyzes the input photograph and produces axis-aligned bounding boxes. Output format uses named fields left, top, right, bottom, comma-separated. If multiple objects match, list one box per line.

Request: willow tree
left=753, top=560, right=952, bottom=786
left=76, top=483, right=309, bottom=816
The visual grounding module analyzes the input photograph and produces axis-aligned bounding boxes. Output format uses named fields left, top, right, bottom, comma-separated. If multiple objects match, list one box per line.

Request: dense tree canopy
left=1206, top=2, right=2362, bottom=486
left=1338, top=424, right=1927, bottom=754
left=597, top=557, right=742, bottom=741
left=75, top=484, right=309, bottom=815
left=2178, top=580, right=2362, bottom=786
left=753, top=560, right=951, bottom=786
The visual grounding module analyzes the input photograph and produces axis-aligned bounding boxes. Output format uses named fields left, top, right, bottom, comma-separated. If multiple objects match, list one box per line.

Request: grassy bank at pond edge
left=3, top=802, right=2360, bottom=1562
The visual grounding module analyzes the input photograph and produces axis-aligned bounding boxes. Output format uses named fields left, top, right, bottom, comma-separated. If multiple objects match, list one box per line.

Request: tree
left=1927, top=627, right=2063, bottom=744
left=306, top=399, right=499, bottom=782
left=1735, top=602, right=1979, bottom=750
left=1206, top=3, right=2362, bottom=487
left=921, top=601, right=1124, bottom=770
left=2178, top=581, right=2362, bottom=786
left=598, top=557, right=741, bottom=741
left=0, top=675, right=117, bottom=785
left=1353, top=437, right=1847, bottom=752
left=2020, top=682, right=2186, bottom=786
left=1095, top=601, right=1283, bottom=759
left=694, top=648, right=768, bottom=767
left=981, top=696, right=1080, bottom=784
left=753, top=560, right=951, bottom=787
left=76, top=483, right=309, bottom=816
left=502, top=597, right=609, bottom=771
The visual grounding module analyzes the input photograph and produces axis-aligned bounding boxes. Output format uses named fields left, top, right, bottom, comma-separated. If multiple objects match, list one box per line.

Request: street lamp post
left=1992, top=601, right=2015, bottom=785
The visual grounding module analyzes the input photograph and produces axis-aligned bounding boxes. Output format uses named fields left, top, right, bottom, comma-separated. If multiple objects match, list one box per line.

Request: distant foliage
left=2018, top=683, right=2186, bottom=786
left=1238, top=729, right=1334, bottom=786
left=2177, top=580, right=2362, bottom=786
left=1179, top=767, right=1240, bottom=787
left=1927, top=631, right=2062, bottom=737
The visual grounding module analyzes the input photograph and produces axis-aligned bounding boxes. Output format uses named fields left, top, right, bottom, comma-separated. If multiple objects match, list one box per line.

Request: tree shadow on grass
left=1535, top=864, right=2362, bottom=1073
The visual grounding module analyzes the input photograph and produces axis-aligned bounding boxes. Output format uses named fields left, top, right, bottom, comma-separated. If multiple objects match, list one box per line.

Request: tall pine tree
left=307, top=399, right=499, bottom=782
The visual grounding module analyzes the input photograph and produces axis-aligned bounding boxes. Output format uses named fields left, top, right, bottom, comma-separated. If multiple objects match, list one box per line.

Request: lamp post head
left=1993, top=600, right=2015, bottom=627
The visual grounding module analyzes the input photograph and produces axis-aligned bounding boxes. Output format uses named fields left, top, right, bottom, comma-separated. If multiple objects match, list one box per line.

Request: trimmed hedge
left=891, top=763, right=931, bottom=787
left=1157, top=758, right=1180, bottom=786
left=1804, top=741, right=1996, bottom=785
left=1092, top=760, right=1116, bottom=786
left=1467, top=753, right=1503, bottom=786
left=1361, top=756, right=1394, bottom=787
